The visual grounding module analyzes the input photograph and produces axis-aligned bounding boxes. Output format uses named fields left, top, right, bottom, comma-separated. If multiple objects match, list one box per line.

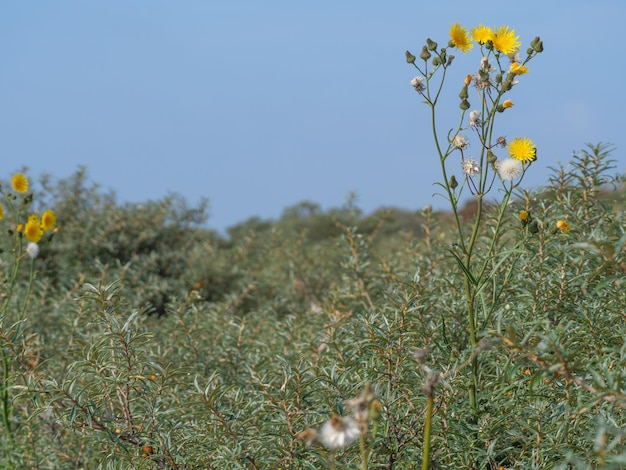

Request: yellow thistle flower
left=502, top=99, right=514, bottom=108
left=518, top=210, right=529, bottom=222
left=509, top=62, right=529, bottom=75
left=449, top=23, right=473, bottom=53
left=17, top=223, right=23, bottom=232
left=11, top=173, right=29, bottom=193
left=24, top=214, right=43, bottom=243
left=41, top=209, right=57, bottom=231
left=471, top=24, right=493, bottom=44
left=491, top=25, right=521, bottom=55
left=0, top=202, right=4, bottom=220
left=508, top=137, right=537, bottom=163
left=556, top=220, right=570, bottom=233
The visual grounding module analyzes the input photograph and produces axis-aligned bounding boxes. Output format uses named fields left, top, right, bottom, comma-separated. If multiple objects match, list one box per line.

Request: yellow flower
left=502, top=99, right=514, bottom=108
left=508, top=137, right=537, bottom=163
left=509, top=62, right=529, bottom=75
left=472, top=24, right=493, bottom=44
left=11, top=173, right=29, bottom=193
left=0, top=202, right=4, bottom=220
left=41, top=209, right=57, bottom=231
left=556, top=220, right=570, bottom=233
left=24, top=214, right=43, bottom=243
left=518, top=210, right=529, bottom=222
left=491, top=25, right=521, bottom=55
left=449, top=23, right=473, bottom=53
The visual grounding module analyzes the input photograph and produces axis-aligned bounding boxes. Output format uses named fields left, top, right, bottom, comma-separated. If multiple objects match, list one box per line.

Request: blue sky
left=1, top=1, right=624, bottom=233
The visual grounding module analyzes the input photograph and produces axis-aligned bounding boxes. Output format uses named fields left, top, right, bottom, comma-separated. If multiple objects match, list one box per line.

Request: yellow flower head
left=491, top=25, right=521, bottom=55
left=0, top=202, right=4, bottom=220
left=24, top=214, right=43, bottom=243
left=11, top=173, right=29, bottom=194
left=556, top=220, right=570, bottom=233
left=509, top=62, right=529, bottom=75
left=449, top=23, right=474, bottom=53
left=518, top=210, right=529, bottom=222
left=502, top=99, right=514, bottom=108
left=41, top=209, right=57, bottom=231
left=472, top=24, right=493, bottom=44
left=508, top=137, right=537, bottom=163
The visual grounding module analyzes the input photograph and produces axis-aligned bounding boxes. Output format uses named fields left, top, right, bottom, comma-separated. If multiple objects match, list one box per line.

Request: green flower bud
left=459, top=86, right=468, bottom=99
left=405, top=50, right=416, bottom=64
left=446, top=54, right=455, bottom=66
left=496, top=104, right=505, bottom=113
left=460, top=99, right=470, bottom=110
left=527, top=47, right=534, bottom=56
left=439, top=48, right=447, bottom=63
left=426, top=38, right=438, bottom=51
left=495, top=73, right=503, bottom=83
left=432, top=56, right=441, bottom=66
left=529, top=220, right=539, bottom=234
left=450, top=175, right=458, bottom=189
left=487, top=150, right=497, bottom=164
left=531, top=36, right=544, bottom=53
left=501, top=79, right=513, bottom=91
left=420, top=45, right=431, bottom=61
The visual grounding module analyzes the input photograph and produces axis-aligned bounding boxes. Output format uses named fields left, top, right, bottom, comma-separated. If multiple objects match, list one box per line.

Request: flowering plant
left=0, top=173, right=57, bottom=441
left=407, top=23, right=543, bottom=468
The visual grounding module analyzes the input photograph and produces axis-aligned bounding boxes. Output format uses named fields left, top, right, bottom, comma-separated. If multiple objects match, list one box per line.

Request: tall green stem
left=421, top=393, right=434, bottom=470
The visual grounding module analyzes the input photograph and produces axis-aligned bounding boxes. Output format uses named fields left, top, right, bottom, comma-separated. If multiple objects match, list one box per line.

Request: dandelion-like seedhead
left=410, top=76, right=425, bottom=93
left=26, top=242, right=39, bottom=259
left=319, top=415, right=360, bottom=450
left=462, top=158, right=480, bottom=177
left=452, top=134, right=469, bottom=149
left=469, top=110, right=481, bottom=128
left=497, top=158, right=523, bottom=181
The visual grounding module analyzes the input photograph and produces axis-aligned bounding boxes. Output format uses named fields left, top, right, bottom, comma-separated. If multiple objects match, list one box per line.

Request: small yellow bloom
left=464, top=74, right=472, bottom=86
left=471, top=24, right=493, bottom=44
left=24, top=214, right=43, bottom=243
left=11, top=173, right=29, bottom=193
left=556, top=220, right=570, bottom=233
left=502, top=99, right=514, bottom=108
left=518, top=210, right=529, bottom=222
left=41, top=209, right=57, bottom=231
left=0, top=202, right=4, bottom=220
left=508, top=137, right=537, bottom=163
left=449, top=23, right=473, bottom=53
left=509, top=62, right=529, bottom=75
left=491, top=25, right=521, bottom=55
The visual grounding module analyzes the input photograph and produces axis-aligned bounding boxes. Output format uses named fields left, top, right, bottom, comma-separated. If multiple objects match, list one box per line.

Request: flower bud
left=450, top=175, right=458, bottom=189
left=446, top=54, right=455, bottom=66
left=432, top=56, right=441, bottom=66
left=405, top=50, right=416, bottom=64
left=487, top=150, right=497, bottom=164
left=460, top=99, right=470, bottom=110
left=426, top=38, right=438, bottom=51
left=420, top=45, right=431, bottom=61
left=459, top=86, right=468, bottom=100
left=531, top=36, right=543, bottom=53
left=439, top=49, right=447, bottom=64
left=495, top=73, right=502, bottom=83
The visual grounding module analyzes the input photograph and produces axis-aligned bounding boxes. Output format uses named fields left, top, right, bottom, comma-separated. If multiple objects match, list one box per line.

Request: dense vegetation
left=0, top=143, right=625, bottom=469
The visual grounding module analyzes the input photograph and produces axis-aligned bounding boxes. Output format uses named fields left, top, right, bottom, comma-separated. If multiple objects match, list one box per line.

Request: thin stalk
left=421, top=393, right=434, bottom=470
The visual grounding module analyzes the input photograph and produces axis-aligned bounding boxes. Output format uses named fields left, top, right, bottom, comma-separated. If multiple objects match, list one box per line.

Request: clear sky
left=1, top=1, right=624, bottom=233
